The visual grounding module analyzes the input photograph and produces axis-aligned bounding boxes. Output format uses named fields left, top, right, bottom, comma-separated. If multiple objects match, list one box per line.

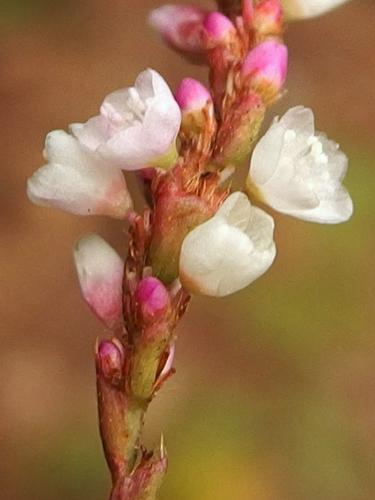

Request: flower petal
left=136, top=68, right=173, bottom=100
left=284, top=185, right=353, bottom=223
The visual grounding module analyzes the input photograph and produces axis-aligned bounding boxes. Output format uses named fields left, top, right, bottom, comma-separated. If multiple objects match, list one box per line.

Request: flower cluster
left=28, top=1, right=352, bottom=300
left=27, top=69, right=180, bottom=218
left=26, top=0, right=352, bottom=496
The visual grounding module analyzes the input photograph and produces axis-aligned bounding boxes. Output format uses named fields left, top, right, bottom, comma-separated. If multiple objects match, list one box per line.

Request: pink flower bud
left=97, top=339, right=124, bottom=383
left=149, top=4, right=207, bottom=54
left=175, top=78, right=212, bottom=112
left=254, top=0, right=283, bottom=35
left=74, top=234, right=124, bottom=329
left=242, top=41, right=288, bottom=97
left=135, top=277, right=170, bottom=323
left=203, top=12, right=236, bottom=43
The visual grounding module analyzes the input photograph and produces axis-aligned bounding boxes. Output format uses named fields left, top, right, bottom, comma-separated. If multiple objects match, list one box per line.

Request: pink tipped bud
left=135, top=277, right=170, bottom=323
left=242, top=41, right=288, bottom=100
left=149, top=4, right=207, bottom=54
left=203, top=12, right=236, bottom=43
left=97, top=339, right=124, bottom=383
left=254, top=0, right=283, bottom=35
left=175, top=78, right=212, bottom=112
left=74, top=234, right=124, bottom=330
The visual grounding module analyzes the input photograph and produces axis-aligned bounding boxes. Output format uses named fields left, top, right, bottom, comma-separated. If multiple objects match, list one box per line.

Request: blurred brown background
left=1, top=1, right=375, bottom=498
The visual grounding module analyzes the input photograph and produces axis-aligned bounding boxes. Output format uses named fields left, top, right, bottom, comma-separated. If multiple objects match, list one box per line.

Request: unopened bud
left=131, top=279, right=174, bottom=400
left=242, top=41, right=288, bottom=103
left=175, top=78, right=213, bottom=139
left=149, top=4, right=207, bottom=55
left=203, top=11, right=236, bottom=44
left=175, top=78, right=212, bottom=112
left=135, top=277, right=170, bottom=324
left=97, top=339, right=124, bottom=383
left=254, top=0, right=283, bottom=36
left=74, top=234, right=124, bottom=330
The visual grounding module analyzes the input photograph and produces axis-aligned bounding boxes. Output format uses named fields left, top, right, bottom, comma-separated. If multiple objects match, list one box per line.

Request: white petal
left=179, top=193, right=276, bottom=297
left=136, top=68, right=173, bottom=100
left=70, top=117, right=110, bottom=152
left=74, top=234, right=124, bottom=328
left=249, top=119, right=286, bottom=185
left=141, top=95, right=181, bottom=152
left=285, top=185, right=353, bottom=223
left=282, top=0, right=350, bottom=19
left=280, top=106, right=315, bottom=137
left=27, top=130, right=132, bottom=218
left=248, top=106, right=353, bottom=224
left=99, top=123, right=150, bottom=168
left=216, top=191, right=252, bottom=231
left=99, top=94, right=181, bottom=168
left=250, top=107, right=314, bottom=186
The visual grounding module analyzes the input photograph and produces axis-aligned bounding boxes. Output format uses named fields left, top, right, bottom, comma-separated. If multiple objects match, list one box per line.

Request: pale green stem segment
left=96, top=346, right=166, bottom=500
left=150, top=142, right=179, bottom=170
left=130, top=324, right=171, bottom=401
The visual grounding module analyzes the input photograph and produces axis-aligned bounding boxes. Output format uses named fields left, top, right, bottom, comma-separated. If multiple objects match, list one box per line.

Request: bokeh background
left=1, top=0, right=374, bottom=498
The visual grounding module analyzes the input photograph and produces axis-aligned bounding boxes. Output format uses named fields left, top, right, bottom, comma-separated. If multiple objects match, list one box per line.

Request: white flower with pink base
left=74, top=234, right=124, bottom=329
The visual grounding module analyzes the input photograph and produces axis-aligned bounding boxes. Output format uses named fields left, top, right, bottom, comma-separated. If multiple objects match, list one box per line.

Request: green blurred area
left=0, top=0, right=49, bottom=20
left=1, top=0, right=374, bottom=499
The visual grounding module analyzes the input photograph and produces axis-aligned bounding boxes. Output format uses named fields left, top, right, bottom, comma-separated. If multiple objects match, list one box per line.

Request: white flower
left=247, top=106, right=353, bottom=223
left=179, top=192, right=276, bottom=297
left=27, top=130, right=132, bottom=218
left=71, top=69, right=181, bottom=170
left=74, top=234, right=124, bottom=329
left=282, top=0, right=350, bottom=20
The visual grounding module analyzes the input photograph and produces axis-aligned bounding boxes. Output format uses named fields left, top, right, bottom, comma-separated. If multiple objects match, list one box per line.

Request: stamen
left=307, top=135, right=318, bottom=146
left=284, top=129, right=296, bottom=142
left=311, top=140, right=323, bottom=157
